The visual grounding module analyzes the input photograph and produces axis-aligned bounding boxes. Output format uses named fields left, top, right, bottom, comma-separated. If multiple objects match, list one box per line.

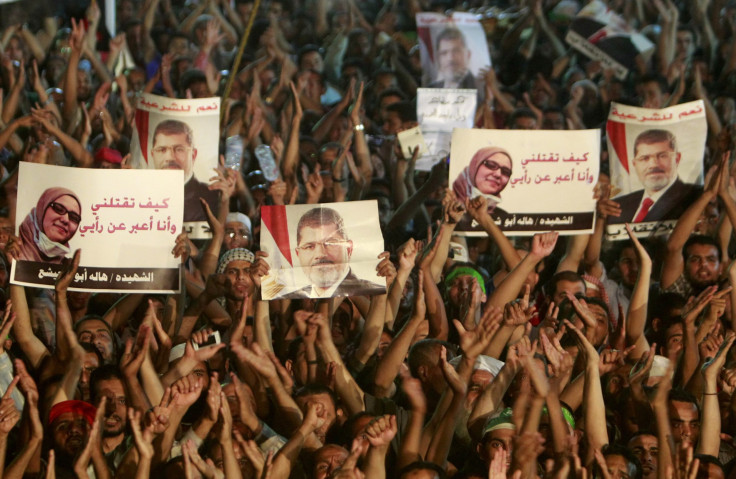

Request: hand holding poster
left=605, top=100, right=706, bottom=240
left=10, top=163, right=183, bottom=292
left=416, top=88, right=477, bottom=170
left=449, top=128, right=600, bottom=236
left=259, top=201, right=386, bottom=300
left=416, top=12, right=491, bottom=89
left=129, top=93, right=221, bottom=239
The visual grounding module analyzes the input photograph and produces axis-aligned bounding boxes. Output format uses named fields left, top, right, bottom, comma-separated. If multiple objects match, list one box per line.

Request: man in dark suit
left=610, top=129, right=701, bottom=224
left=282, top=207, right=383, bottom=299
left=150, top=119, right=219, bottom=223
left=428, top=27, right=479, bottom=89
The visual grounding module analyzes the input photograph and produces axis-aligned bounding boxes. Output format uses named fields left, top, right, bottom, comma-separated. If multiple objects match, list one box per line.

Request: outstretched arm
left=281, top=83, right=302, bottom=198
left=624, top=224, right=653, bottom=357
left=697, top=333, right=735, bottom=456
left=488, top=232, right=558, bottom=308
left=661, top=182, right=717, bottom=289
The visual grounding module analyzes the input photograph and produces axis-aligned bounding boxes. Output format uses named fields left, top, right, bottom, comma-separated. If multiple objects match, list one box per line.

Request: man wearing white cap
left=182, top=249, right=268, bottom=339
left=223, top=212, right=252, bottom=251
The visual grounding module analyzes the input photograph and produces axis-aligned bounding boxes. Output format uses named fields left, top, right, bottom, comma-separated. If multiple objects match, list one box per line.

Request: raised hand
left=128, top=408, right=155, bottom=460
left=453, top=305, right=502, bottom=359
left=399, top=368, right=426, bottom=413
left=397, top=238, right=418, bottom=272
left=348, top=82, right=364, bottom=127
left=171, top=376, right=203, bottom=410
left=234, top=342, right=278, bottom=380
left=530, top=232, right=558, bottom=260
left=364, top=414, right=397, bottom=448
left=439, top=346, right=466, bottom=395
left=0, top=302, right=15, bottom=356
left=628, top=344, right=656, bottom=394
left=465, top=196, right=490, bottom=223
left=248, top=251, right=270, bottom=289
left=120, top=325, right=150, bottom=379
left=703, top=332, right=735, bottom=384
left=183, top=439, right=223, bottom=479
left=305, top=165, right=324, bottom=202
left=418, top=226, right=444, bottom=271
left=442, top=190, right=465, bottom=224
left=0, top=389, right=19, bottom=435
left=147, top=387, right=174, bottom=434
left=55, top=249, right=81, bottom=294
left=563, top=319, right=599, bottom=366
left=74, top=397, right=106, bottom=476
left=376, top=251, right=397, bottom=288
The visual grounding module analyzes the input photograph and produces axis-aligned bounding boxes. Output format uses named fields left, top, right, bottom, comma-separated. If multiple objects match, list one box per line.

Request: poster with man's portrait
left=605, top=100, right=707, bottom=240
left=449, top=128, right=600, bottom=236
left=129, top=93, right=220, bottom=239
left=259, top=201, right=386, bottom=300
left=416, top=12, right=491, bottom=89
left=10, top=163, right=183, bottom=293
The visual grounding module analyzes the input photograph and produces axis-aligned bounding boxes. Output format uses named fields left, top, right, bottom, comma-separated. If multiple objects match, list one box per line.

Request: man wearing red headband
left=48, top=400, right=96, bottom=465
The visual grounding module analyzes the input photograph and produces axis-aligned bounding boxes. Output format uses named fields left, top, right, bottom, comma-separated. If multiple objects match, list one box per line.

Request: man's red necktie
left=633, top=198, right=654, bottom=223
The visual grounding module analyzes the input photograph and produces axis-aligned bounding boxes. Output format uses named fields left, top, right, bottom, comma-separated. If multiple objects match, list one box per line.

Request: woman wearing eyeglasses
left=452, top=146, right=513, bottom=216
left=18, top=187, right=82, bottom=263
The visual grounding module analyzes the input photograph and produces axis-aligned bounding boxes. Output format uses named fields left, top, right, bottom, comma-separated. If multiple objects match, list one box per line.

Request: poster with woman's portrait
left=10, top=163, right=183, bottom=293
left=129, top=93, right=220, bottom=239
left=449, top=128, right=600, bottom=236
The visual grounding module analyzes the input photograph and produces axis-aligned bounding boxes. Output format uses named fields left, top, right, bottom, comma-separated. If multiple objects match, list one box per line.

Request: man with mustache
left=286, top=207, right=382, bottom=299
left=429, top=27, right=478, bottom=90
left=150, top=119, right=219, bottom=222
left=89, top=365, right=130, bottom=469
left=609, top=129, right=700, bottom=224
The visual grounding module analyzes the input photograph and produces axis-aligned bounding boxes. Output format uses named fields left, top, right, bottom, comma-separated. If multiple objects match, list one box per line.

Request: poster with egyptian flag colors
left=448, top=128, right=599, bottom=236
left=259, top=201, right=386, bottom=300
left=605, top=100, right=706, bottom=240
left=129, top=92, right=221, bottom=239
left=10, top=163, right=183, bottom=293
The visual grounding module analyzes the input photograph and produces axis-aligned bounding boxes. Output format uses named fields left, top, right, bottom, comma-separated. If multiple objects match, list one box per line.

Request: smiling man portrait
left=610, top=129, right=700, bottom=224
left=150, top=119, right=218, bottom=222
left=284, top=207, right=383, bottom=299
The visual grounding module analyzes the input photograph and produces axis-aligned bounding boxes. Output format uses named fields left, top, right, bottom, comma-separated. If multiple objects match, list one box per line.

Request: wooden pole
left=220, top=0, right=262, bottom=123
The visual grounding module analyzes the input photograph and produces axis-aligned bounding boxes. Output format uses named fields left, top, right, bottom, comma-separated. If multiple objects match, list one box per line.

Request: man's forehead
left=226, top=260, right=252, bottom=270
left=669, top=399, right=698, bottom=414
left=78, top=319, right=110, bottom=333
left=636, top=140, right=672, bottom=152
left=439, top=37, right=464, bottom=48
left=153, top=132, right=189, bottom=144
left=630, top=434, right=658, bottom=447
left=317, top=445, right=348, bottom=460
left=53, top=411, right=88, bottom=424
left=97, top=377, right=125, bottom=390
left=225, top=221, right=248, bottom=231
left=686, top=243, right=718, bottom=257
left=299, top=223, right=341, bottom=239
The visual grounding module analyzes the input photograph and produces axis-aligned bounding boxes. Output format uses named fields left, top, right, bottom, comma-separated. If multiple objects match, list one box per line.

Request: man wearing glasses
left=223, top=212, right=252, bottom=251
left=150, top=119, right=219, bottom=222
left=610, top=129, right=700, bottom=224
left=285, top=207, right=382, bottom=299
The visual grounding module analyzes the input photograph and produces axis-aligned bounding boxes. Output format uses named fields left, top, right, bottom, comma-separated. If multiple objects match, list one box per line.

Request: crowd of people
left=1, top=0, right=736, bottom=477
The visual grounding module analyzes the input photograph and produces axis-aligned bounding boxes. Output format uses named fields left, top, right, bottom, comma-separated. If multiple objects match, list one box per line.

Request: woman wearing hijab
left=18, top=187, right=82, bottom=263
left=453, top=146, right=513, bottom=217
